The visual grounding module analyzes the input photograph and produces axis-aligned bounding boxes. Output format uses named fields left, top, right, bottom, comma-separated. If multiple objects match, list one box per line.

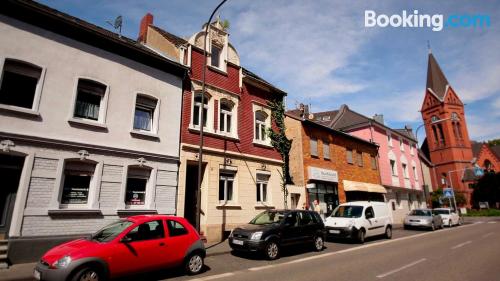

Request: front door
left=184, top=164, right=205, bottom=228
left=0, top=154, right=25, bottom=239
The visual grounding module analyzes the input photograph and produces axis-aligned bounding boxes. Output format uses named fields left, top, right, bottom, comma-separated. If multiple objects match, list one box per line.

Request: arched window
left=437, top=123, right=445, bottom=145
left=254, top=110, right=268, bottom=142
left=484, top=159, right=493, bottom=171
left=431, top=116, right=439, bottom=123
left=456, top=122, right=463, bottom=139
left=193, top=93, right=209, bottom=128
left=432, top=125, right=439, bottom=145
left=219, top=99, right=234, bottom=134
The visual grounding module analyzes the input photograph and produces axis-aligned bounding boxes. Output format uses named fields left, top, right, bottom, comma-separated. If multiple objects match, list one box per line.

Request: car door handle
left=159, top=242, right=166, bottom=246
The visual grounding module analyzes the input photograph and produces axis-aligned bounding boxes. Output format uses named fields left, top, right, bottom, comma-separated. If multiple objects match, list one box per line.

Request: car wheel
left=357, top=229, right=365, bottom=244
left=384, top=226, right=392, bottom=239
left=313, top=236, right=324, bottom=251
left=185, top=253, right=204, bottom=275
left=458, top=218, right=463, bottom=226
left=71, top=267, right=102, bottom=281
left=449, top=220, right=452, bottom=227
left=265, top=241, right=280, bottom=260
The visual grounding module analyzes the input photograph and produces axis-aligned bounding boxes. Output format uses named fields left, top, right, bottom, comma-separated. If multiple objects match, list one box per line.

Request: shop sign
left=308, top=167, right=338, bottom=182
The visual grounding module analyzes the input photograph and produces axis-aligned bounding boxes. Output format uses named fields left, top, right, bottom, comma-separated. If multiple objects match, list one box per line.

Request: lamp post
left=195, top=0, right=228, bottom=234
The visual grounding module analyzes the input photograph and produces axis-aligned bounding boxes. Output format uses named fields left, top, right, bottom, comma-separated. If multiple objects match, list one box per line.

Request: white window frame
left=400, top=139, right=405, bottom=151
left=402, top=163, right=409, bottom=178
left=50, top=158, right=103, bottom=210
left=218, top=98, right=235, bottom=136
left=190, top=92, right=213, bottom=132
left=410, top=143, right=414, bottom=155
left=0, top=57, right=46, bottom=115
left=411, top=160, right=419, bottom=182
left=210, top=43, right=223, bottom=69
left=69, top=77, right=110, bottom=128
left=346, top=148, right=354, bottom=164
left=130, top=93, right=160, bottom=138
left=122, top=165, right=156, bottom=210
left=256, top=173, right=269, bottom=203
left=219, top=171, right=235, bottom=203
left=387, top=131, right=393, bottom=147
left=390, top=159, right=397, bottom=176
left=252, top=104, right=272, bottom=146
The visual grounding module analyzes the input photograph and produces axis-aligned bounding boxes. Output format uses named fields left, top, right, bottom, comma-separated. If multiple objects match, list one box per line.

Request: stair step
left=0, top=245, right=7, bottom=252
left=0, top=254, right=6, bottom=260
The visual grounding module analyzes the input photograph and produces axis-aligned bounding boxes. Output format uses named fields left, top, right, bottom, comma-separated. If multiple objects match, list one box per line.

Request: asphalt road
left=167, top=219, right=500, bottom=281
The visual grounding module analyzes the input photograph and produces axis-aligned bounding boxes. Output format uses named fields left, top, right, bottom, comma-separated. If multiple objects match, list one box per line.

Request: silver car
left=403, top=209, right=443, bottom=231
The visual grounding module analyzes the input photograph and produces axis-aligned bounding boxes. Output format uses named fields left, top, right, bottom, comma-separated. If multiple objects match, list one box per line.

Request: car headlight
left=347, top=220, right=355, bottom=228
left=52, top=256, right=72, bottom=269
left=250, top=231, right=263, bottom=240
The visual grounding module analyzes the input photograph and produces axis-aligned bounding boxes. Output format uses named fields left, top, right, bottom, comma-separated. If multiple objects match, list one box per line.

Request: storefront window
left=307, top=182, right=339, bottom=217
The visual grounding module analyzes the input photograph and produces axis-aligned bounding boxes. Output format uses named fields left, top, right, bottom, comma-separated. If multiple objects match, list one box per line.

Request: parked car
left=404, top=209, right=443, bottom=230
left=34, top=215, right=205, bottom=281
left=228, top=210, right=326, bottom=260
left=433, top=208, right=462, bottom=227
left=324, top=201, right=393, bottom=243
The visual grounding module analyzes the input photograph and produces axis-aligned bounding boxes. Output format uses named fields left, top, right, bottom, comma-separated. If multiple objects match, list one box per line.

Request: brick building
left=420, top=52, right=475, bottom=207
left=138, top=15, right=286, bottom=242
left=471, top=141, right=500, bottom=173
left=285, top=108, right=383, bottom=218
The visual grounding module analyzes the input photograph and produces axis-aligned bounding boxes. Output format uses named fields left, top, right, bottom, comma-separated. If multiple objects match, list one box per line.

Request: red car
left=34, top=215, right=205, bottom=281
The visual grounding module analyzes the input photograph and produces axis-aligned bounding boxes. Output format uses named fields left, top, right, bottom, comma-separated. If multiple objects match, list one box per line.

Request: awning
left=343, top=180, right=387, bottom=194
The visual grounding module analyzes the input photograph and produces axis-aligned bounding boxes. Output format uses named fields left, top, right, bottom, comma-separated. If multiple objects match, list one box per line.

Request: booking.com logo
left=365, top=10, right=491, bottom=31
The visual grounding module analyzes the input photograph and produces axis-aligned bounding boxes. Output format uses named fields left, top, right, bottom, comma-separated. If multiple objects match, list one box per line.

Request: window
left=167, top=220, right=188, bottom=236
left=437, top=124, right=445, bottom=145
left=193, top=93, right=209, bottom=128
left=400, top=139, right=404, bottom=151
left=0, top=59, right=42, bottom=109
left=402, top=163, right=408, bottom=178
left=211, top=44, right=222, bottom=68
left=441, top=173, right=447, bottom=185
left=413, top=166, right=418, bottom=181
left=387, top=133, right=392, bottom=146
left=125, top=167, right=151, bottom=207
left=126, top=220, right=164, bottom=241
left=357, top=151, right=363, bottom=167
left=219, top=172, right=234, bottom=202
left=390, top=159, right=397, bottom=176
left=310, top=138, right=318, bottom=157
left=346, top=149, right=353, bottom=164
left=323, top=142, right=330, bottom=159
left=254, top=110, right=268, bottom=142
left=410, top=144, right=414, bottom=155
left=256, top=174, right=269, bottom=203
left=133, top=95, right=157, bottom=132
left=365, top=207, right=374, bottom=219
left=432, top=125, right=439, bottom=145
left=370, top=155, right=377, bottom=170
left=219, top=99, right=233, bottom=134
left=74, top=79, right=106, bottom=121
left=298, top=211, right=313, bottom=225
left=61, top=161, right=96, bottom=205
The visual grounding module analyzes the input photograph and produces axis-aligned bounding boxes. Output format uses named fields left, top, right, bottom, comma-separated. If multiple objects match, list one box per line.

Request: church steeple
left=426, top=53, right=450, bottom=100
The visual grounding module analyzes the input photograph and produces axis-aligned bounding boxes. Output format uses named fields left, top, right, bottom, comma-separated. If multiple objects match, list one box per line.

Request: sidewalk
left=0, top=240, right=232, bottom=281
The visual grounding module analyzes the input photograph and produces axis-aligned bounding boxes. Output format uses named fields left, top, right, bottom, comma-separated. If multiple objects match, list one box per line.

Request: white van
left=324, top=201, right=393, bottom=243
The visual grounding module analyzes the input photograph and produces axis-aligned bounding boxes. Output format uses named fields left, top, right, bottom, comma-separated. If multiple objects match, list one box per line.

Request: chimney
left=299, top=103, right=309, bottom=119
left=138, top=13, right=154, bottom=43
left=373, top=114, right=384, bottom=124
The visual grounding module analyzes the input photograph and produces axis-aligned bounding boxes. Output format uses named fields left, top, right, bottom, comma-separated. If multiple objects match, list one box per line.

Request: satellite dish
left=106, top=15, right=123, bottom=37
left=308, top=113, right=314, bottom=120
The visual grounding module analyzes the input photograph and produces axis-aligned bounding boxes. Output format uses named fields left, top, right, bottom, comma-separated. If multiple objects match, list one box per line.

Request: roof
left=312, top=110, right=339, bottom=126
left=418, top=149, right=433, bottom=166
left=285, top=111, right=379, bottom=148
left=491, top=145, right=500, bottom=160
left=471, top=141, right=484, bottom=158
left=242, top=67, right=286, bottom=95
left=149, top=25, right=188, bottom=46
left=329, top=105, right=418, bottom=142
left=1, top=0, right=188, bottom=77
left=426, top=52, right=450, bottom=100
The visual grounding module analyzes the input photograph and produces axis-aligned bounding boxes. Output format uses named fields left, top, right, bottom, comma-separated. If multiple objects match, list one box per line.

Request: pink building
left=312, top=105, right=426, bottom=222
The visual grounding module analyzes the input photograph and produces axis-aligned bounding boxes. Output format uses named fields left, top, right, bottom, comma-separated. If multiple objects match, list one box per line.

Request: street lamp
left=195, top=0, right=228, bottom=234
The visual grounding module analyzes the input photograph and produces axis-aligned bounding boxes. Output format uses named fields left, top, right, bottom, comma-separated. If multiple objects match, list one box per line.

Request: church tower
left=420, top=51, right=474, bottom=207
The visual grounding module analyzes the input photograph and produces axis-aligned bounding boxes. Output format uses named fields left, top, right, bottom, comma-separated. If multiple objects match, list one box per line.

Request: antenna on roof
left=427, top=40, right=432, bottom=54
left=106, top=15, right=123, bottom=37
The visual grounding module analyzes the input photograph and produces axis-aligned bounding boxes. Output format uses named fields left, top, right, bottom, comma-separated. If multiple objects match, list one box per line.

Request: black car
left=228, top=209, right=326, bottom=260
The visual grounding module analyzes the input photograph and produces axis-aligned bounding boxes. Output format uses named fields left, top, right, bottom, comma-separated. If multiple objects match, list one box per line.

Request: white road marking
left=191, top=272, right=235, bottom=281
left=482, top=232, right=494, bottom=238
left=376, top=258, right=427, bottom=278
left=487, top=221, right=497, bottom=224
left=248, top=265, right=275, bottom=271
left=451, top=240, right=472, bottom=249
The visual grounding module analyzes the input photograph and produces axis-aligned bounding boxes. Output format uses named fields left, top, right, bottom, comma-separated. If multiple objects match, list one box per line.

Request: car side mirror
left=120, top=236, right=132, bottom=243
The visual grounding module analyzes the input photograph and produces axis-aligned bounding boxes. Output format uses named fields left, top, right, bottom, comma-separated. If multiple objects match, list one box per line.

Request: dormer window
left=211, top=44, right=222, bottom=68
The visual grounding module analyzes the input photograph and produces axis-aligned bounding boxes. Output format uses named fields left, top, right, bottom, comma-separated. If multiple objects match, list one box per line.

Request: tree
left=472, top=172, right=500, bottom=208
left=487, top=139, right=500, bottom=146
left=431, top=188, right=443, bottom=208
left=268, top=97, right=292, bottom=209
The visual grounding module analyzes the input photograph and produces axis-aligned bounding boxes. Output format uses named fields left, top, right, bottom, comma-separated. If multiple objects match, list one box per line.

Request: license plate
left=329, top=229, right=340, bottom=234
left=33, top=269, right=41, bottom=280
left=232, top=239, right=244, bottom=245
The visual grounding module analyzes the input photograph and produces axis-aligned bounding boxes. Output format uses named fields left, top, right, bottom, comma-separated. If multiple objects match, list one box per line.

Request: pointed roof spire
left=426, top=52, right=449, bottom=99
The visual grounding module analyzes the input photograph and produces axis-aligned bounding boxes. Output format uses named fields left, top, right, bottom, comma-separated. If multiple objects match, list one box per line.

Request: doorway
left=290, top=193, right=300, bottom=209
left=0, top=154, right=25, bottom=239
left=184, top=163, right=205, bottom=228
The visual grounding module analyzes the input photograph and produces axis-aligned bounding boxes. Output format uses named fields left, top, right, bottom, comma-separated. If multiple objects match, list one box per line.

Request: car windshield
left=249, top=211, right=286, bottom=225
left=91, top=220, right=133, bottom=242
left=410, top=210, right=432, bottom=216
left=331, top=206, right=363, bottom=218
left=433, top=209, right=450, bottom=215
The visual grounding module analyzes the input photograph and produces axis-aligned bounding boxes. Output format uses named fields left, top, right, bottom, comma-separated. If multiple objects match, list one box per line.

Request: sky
left=37, top=0, right=500, bottom=143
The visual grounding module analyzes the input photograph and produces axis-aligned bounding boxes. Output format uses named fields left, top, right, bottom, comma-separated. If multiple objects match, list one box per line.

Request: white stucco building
left=0, top=0, right=187, bottom=264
